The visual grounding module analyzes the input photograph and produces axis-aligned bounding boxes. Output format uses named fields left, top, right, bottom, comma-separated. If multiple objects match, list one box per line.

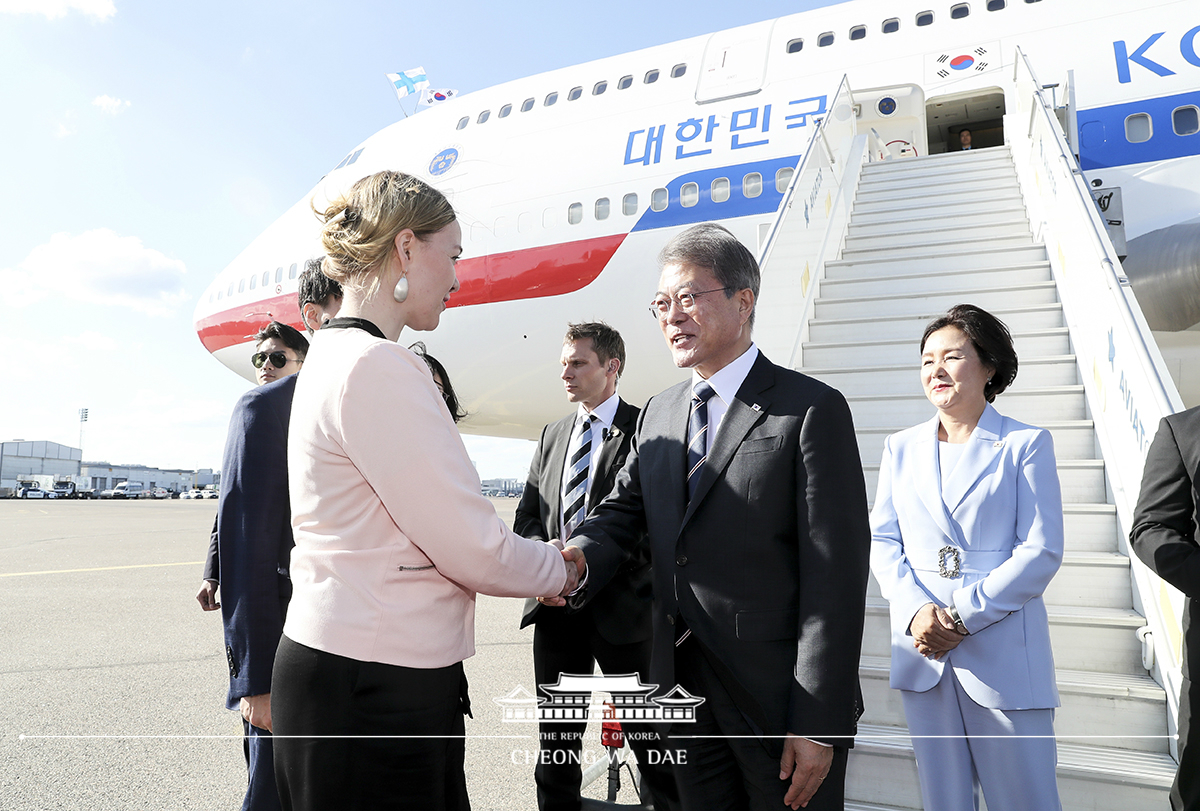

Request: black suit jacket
left=514, top=398, right=652, bottom=644
left=573, top=352, right=871, bottom=743
left=1131, top=404, right=1200, bottom=679
left=202, top=374, right=297, bottom=709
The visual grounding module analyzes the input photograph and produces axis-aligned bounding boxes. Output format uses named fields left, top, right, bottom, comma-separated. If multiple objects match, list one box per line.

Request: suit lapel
left=587, top=399, right=631, bottom=510
left=681, top=355, right=772, bottom=528
left=941, top=403, right=1004, bottom=513
left=915, top=414, right=958, bottom=544
left=545, top=415, right=573, bottom=538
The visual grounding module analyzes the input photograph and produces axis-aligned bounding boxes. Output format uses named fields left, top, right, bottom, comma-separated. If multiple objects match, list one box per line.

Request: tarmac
left=0, top=498, right=642, bottom=810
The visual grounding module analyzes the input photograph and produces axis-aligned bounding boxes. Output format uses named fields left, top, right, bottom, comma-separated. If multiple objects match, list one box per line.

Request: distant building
left=80, top=463, right=216, bottom=494
left=481, top=477, right=523, bottom=496
left=0, top=440, right=82, bottom=494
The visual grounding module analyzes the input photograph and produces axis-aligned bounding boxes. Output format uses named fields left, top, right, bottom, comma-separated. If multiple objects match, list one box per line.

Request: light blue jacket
left=870, top=403, right=1064, bottom=710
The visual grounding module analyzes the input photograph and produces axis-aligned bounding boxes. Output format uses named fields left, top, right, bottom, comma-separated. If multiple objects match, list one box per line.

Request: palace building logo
left=493, top=673, right=705, bottom=724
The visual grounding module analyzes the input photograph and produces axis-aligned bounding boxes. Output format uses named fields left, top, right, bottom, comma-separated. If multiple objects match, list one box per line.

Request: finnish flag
left=386, top=67, right=430, bottom=101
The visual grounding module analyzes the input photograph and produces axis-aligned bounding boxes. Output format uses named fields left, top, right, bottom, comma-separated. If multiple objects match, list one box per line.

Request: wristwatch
left=946, top=603, right=969, bottom=635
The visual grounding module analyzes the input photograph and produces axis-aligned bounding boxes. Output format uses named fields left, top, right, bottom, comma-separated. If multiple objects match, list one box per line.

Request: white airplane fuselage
left=195, top=0, right=1200, bottom=438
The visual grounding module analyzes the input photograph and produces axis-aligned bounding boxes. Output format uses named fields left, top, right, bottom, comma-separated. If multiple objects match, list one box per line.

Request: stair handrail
left=1008, top=46, right=1188, bottom=737
left=756, top=75, right=871, bottom=368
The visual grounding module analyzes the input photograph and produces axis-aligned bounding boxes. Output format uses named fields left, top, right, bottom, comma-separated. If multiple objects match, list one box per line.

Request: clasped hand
left=539, top=541, right=586, bottom=606
left=910, top=602, right=965, bottom=660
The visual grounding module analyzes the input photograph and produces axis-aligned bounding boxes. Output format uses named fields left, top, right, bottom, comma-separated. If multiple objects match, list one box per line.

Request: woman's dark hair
left=920, top=304, right=1018, bottom=402
left=409, top=342, right=467, bottom=423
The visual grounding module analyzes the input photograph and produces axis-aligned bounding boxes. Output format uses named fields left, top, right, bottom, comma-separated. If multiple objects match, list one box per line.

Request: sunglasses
left=252, top=351, right=302, bottom=369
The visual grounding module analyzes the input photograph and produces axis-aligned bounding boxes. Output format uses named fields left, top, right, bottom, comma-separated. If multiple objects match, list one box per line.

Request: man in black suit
left=196, top=263, right=341, bottom=811
left=515, top=321, right=676, bottom=811
left=1131, top=404, right=1200, bottom=811
left=564, top=223, right=871, bottom=811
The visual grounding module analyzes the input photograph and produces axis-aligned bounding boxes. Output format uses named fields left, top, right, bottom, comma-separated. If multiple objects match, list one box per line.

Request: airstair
left=754, top=56, right=1186, bottom=811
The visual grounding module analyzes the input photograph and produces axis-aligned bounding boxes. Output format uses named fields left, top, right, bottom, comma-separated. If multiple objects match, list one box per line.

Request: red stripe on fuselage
left=195, top=234, right=626, bottom=353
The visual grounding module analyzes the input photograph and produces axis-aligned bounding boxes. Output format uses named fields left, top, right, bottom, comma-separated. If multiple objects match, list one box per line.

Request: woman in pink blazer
left=271, top=171, right=582, bottom=811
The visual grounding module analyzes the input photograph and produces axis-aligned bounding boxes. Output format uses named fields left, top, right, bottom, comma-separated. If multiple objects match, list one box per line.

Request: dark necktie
left=561, top=414, right=594, bottom=538
left=687, top=382, right=716, bottom=502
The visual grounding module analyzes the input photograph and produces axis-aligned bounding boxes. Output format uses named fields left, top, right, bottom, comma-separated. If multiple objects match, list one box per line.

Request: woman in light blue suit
left=870, top=304, right=1064, bottom=810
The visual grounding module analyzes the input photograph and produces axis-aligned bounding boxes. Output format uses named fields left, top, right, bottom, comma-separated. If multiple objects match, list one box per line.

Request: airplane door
left=695, top=20, right=775, bottom=104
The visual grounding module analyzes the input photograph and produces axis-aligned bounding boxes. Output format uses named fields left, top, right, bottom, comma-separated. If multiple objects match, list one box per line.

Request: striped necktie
left=687, top=381, right=716, bottom=502
left=561, top=414, right=595, bottom=538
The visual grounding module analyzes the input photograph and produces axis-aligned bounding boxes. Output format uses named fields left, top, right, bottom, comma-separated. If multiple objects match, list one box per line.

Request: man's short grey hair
left=657, top=222, right=760, bottom=326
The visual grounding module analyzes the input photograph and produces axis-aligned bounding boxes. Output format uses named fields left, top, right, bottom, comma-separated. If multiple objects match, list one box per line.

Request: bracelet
left=946, top=603, right=969, bottom=635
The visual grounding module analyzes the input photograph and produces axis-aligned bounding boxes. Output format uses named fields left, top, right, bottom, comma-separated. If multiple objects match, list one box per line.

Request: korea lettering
left=624, top=95, right=827, bottom=167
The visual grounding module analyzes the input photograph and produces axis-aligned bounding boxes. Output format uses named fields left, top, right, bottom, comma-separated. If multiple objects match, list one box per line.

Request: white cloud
left=55, top=122, right=74, bottom=138
left=92, top=95, right=130, bottom=115
left=0, top=0, right=116, bottom=20
left=1, top=229, right=189, bottom=316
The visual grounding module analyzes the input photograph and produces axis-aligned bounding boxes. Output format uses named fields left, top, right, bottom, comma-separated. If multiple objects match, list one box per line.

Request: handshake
left=541, top=539, right=587, bottom=607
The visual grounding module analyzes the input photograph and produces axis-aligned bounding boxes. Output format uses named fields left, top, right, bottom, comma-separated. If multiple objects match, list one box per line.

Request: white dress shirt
left=690, top=343, right=760, bottom=455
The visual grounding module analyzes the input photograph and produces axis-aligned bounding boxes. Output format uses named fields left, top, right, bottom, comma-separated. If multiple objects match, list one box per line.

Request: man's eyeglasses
left=648, top=287, right=730, bottom=319
left=252, top=351, right=303, bottom=369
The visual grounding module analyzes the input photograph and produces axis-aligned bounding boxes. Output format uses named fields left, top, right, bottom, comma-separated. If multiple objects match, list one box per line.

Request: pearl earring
left=393, top=276, right=409, bottom=303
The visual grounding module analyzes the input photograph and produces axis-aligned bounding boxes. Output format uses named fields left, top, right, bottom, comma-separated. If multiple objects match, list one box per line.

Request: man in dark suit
left=515, top=321, right=676, bottom=811
left=1131, top=404, right=1200, bottom=811
left=564, top=223, right=871, bottom=811
left=195, top=263, right=341, bottom=811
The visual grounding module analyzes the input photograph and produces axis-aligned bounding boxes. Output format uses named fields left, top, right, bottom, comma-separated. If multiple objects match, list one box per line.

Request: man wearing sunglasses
left=197, top=263, right=340, bottom=811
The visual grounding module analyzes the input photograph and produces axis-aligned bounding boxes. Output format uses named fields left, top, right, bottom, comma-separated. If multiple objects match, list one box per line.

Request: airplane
left=194, top=0, right=1200, bottom=437
left=194, top=1, right=1200, bottom=806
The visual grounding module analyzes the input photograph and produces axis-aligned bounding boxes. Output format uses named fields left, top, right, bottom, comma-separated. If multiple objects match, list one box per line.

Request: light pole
left=78, top=408, right=88, bottom=452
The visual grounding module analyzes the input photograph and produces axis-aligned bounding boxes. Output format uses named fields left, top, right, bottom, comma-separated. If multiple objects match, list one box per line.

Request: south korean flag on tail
left=925, top=42, right=1000, bottom=84
left=418, top=88, right=458, bottom=107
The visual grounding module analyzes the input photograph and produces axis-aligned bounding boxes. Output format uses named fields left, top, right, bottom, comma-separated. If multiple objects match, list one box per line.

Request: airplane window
left=819, top=32, right=834, bottom=47
left=568, top=86, right=583, bottom=101
left=787, top=38, right=804, bottom=54
left=775, top=167, right=794, bottom=193
left=882, top=18, right=900, bottom=33
left=916, top=11, right=934, bottom=25
left=568, top=203, right=583, bottom=224
left=743, top=172, right=763, bottom=198
left=521, top=97, right=535, bottom=112
left=518, top=212, right=533, bottom=233
left=623, top=193, right=638, bottom=215
left=595, top=198, right=610, bottom=220
left=711, top=178, right=730, bottom=203
left=680, top=182, right=699, bottom=208
left=593, top=81, right=607, bottom=96
left=238, top=278, right=245, bottom=294
left=651, top=188, right=669, bottom=211
left=671, top=64, right=687, bottom=79
left=986, top=0, right=1006, bottom=9
left=950, top=3, right=970, bottom=19
left=347, top=149, right=363, bottom=165
left=249, top=274, right=257, bottom=291
left=499, top=104, right=512, bottom=118
left=477, top=110, right=491, bottom=123
left=543, top=207, right=559, bottom=228
left=289, top=263, right=298, bottom=279
left=217, top=290, right=223, bottom=301
left=275, top=267, right=283, bottom=284
left=456, top=117, right=468, bottom=130
left=334, top=153, right=351, bottom=170
left=228, top=281, right=235, bottom=296
left=850, top=26, right=866, bottom=41
left=261, top=270, right=270, bottom=288
left=618, top=75, right=633, bottom=90
left=1173, top=106, right=1199, bottom=136
left=545, top=92, right=558, bottom=106
left=1125, top=113, right=1152, bottom=143
left=210, top=292, right=216, bottom=303
left=644, top=70, right=660, bottom=84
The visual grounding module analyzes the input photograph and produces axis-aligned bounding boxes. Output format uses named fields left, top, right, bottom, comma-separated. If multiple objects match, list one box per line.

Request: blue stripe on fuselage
left=1077, top=90, right=1200, bottom=170
left=631, top=155, right=801, bottom=232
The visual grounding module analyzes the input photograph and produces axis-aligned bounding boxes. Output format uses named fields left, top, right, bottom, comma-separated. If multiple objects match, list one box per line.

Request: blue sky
left=0, top=0, right=840, bottom=478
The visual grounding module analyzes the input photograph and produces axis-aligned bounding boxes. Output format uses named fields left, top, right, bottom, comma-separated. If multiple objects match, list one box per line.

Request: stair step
left=808, top=354, right=1077, bottom=396
left=858, top=165, right=1019, bottom=191
left=820, top=262, right=1051, bottom=296
left=846, top=386, right=1086, bottom=427
left=847, top=213, right=1031, bottom=242
left=853, top=190, right=1024, bottom=219
left=863, top=600, right=1148, bottom=675
left=860, top=147, right=1013, bottom=175
left=858, top=657, right=1168, bottom=752
left=855, top=180, right=1021, bottom=207
left=862, top=458, right=1105, bottom=504
left=807, top=304, right=1064, bottom=343
left=852, top=420, right=1096, bottom=465
left=802, top=328, right=1070, bottom=368
left=850, top=202, right=1028, bottom=229
left=847, top=724, right=1174, bottom=810
left=825, top=244, right=1048, bottom=277
left=841, top=233, right=1035, bottom=262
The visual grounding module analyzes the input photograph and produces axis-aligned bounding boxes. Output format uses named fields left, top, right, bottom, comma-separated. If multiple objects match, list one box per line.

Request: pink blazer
left=284, top=327, right=567, bottom=668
